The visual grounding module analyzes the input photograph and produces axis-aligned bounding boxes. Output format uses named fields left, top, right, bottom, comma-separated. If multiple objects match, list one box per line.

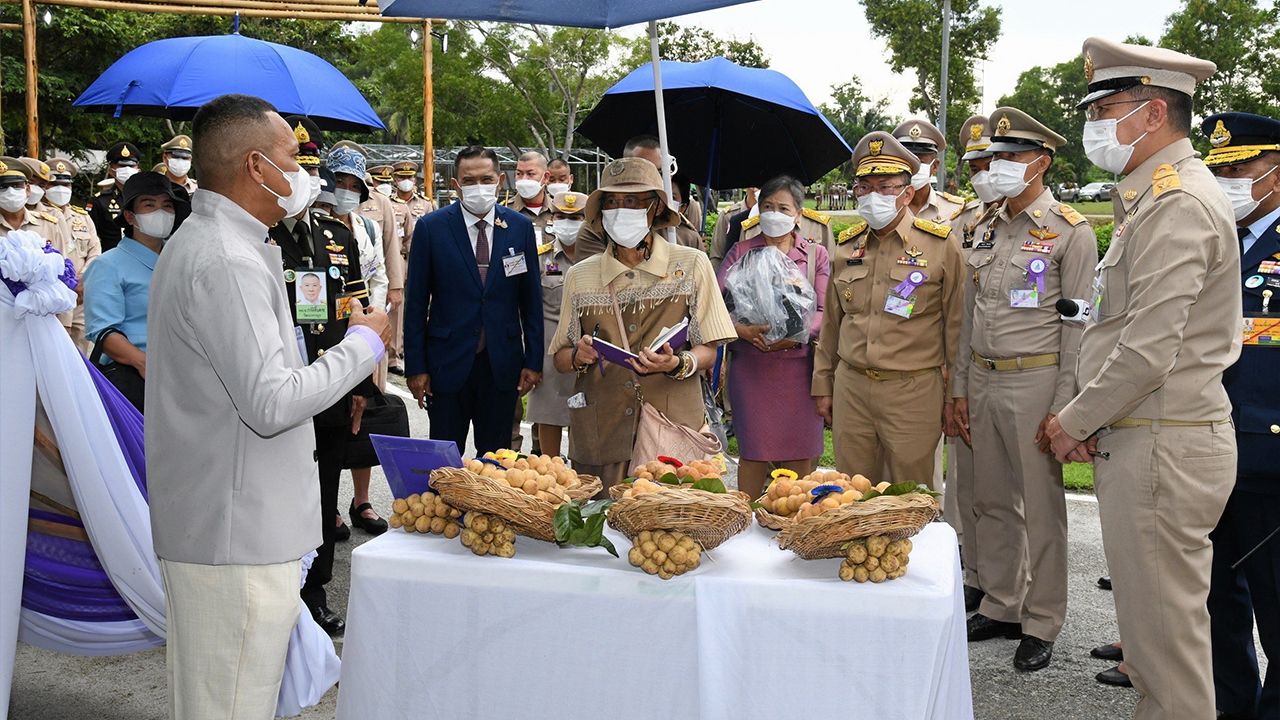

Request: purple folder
left=370, top=435, right=462, bottom=498
left=593, top=318, right=690, bottom=371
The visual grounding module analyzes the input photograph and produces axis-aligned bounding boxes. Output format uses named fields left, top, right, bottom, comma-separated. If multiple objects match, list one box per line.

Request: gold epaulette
left=951, top=199, right=979, bottom=221
left=537, top=241, right=555, bottom=255
left=741, top=215, right=760, bottom=230
left=940, top=191, right=966, bottom=206
left=38, top=212, right=59, bottom=223
left=1052, top=203, right=1088, bottom=227
left=837, top=219, right=868, bottom=244
left=801, top=207, right=831, bottom=225
left=913, top=216, right=953, bottom=238
left=1152, top=163, right=1183, bottom=199
left=69, top=205, right=88, bottom=215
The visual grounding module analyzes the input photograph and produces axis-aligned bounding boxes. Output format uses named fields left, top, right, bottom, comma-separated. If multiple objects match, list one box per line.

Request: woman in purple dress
left=717, top=176, right=829, bottom=499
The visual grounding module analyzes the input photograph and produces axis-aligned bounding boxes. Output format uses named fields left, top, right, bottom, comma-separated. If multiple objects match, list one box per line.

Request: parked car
left=1058, top=184, right=1080, bottom=202
left=1078, top=182, right=1116, bottom=201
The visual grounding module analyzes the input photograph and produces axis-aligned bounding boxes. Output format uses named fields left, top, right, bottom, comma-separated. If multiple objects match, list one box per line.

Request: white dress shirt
left=1242, top=203, right=1280, bottom=257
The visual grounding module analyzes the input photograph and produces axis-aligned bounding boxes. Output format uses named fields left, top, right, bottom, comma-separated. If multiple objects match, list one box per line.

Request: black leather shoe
left=1098, top=575, right=1112, bottom=591
left=350, top=502, right=388, bottom=535
left=1014, top=636, right=1054, bottom=672
left=967, top=613, right=1022, bottom=642
left=334, top=515, right=351, bottom=543
left=388, top=365, right=405, bottom=376
left=1096, top=666, right=1132, bottom=688
left=1090, top=643, right=1123, bottom=662
left=963, top=585, right=985, bottom=612
left=310, top=605, right=345, bottom=636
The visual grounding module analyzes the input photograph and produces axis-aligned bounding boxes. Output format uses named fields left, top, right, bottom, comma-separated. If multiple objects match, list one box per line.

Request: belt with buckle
left=971, top=351, right=1059, bottom=372
left=1109, top=417, right=1230, bottom=429
left=849, top=366, right=937, bottom=381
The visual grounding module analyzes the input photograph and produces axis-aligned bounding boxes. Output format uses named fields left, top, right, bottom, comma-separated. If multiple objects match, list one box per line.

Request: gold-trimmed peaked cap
left=1078, top=36, right=1216, bottom=108
left=987, top=106, right=1068, bottom=154
left=285, top=115, right=324, bottom=167
left=892, top=119, right=947, bottom=155
left=1201, top=112, right=1280, bottom=168
left=0, top=155, right=30, bottom=187
left=550, top=190, right=589, bottom=215
left=48, top=157, right=78, bottom=180
left=852, top=131, right=921, bottom=178
left=392, top=161, right=419, bottom=177
left=960, top=115, right=992, bottom=161
left=159, top=134, right=193, bottom=158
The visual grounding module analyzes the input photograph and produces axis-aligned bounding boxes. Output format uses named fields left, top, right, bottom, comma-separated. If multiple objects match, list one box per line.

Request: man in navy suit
left=403, top=146, right=543, bottom=455
left=1203, top=111, right=1280, bottom=720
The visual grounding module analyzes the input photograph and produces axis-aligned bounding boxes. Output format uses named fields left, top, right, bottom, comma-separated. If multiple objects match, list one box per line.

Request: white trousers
left=161, top=558, right=302, bottom=720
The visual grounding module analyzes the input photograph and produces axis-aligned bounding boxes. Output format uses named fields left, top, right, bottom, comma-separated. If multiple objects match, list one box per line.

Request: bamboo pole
left=422, top=20, right=433, bottom=202
left=22, top=0, right=38, bottom=157
left=0, top=21, right=20, bottom=29
left=0, top=0, right=427, bottom=22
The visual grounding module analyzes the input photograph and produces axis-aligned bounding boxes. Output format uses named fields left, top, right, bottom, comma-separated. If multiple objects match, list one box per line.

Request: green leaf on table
left=554, top=499, right=618, bottom=557
left=749, top=499, right=764, bottom=510
left=690, top=477, right=728, bottom=494
left=553, top=501, right=583, bottom=542
left=658, top=472, right=682, bottom=485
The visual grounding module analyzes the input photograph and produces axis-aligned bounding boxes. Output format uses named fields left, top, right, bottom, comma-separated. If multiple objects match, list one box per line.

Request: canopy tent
left=0, top=230, right=339, bottom=717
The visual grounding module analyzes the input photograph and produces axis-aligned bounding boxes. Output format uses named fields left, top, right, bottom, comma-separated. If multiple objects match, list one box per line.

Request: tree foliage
left=630, top=22, right=770, bottom=68
left=997, top=56, right=1090, bottom=184
left=1158, top=0, right=1280, bottom=117
left=819, top=78, right=896, bottom=180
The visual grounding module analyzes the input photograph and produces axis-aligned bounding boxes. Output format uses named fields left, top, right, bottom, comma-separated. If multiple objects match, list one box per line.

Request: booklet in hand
left=592, top=317, right=690, bottom=369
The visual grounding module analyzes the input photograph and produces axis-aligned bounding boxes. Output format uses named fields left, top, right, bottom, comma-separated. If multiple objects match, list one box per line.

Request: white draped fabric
left=0, top=230, right=339, bottom=717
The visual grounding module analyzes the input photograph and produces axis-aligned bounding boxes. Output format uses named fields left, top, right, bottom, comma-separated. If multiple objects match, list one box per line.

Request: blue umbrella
left=577, top=57, right=850, bottom=188
left=74, top=32, right=385, bottom=132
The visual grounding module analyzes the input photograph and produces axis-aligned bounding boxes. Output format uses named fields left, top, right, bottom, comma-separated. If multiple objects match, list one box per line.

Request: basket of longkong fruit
left=759, top=469, right=940, bottom=582
left=608, top=457, right=753, bottom=580
left=386, top=450, right=611, bottom=559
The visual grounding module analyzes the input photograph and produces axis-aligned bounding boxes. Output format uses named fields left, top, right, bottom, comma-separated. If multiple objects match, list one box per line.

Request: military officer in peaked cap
left=1043, top=37, right=1238, bottom=720
left=90, top=141, right=141, bottom=252
left=1201, top=110, right=1280, bottom=720
left=159, top=135, right=198, bottom=194
left=812, top=132, right=963, bottom=489
left=46, top=157, right=102, bottom=351
left=955, top=107, right=1096, bottom=672
left=894, top=118, right=967, bottom=225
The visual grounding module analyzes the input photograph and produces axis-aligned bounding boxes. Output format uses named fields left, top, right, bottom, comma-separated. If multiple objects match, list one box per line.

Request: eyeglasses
left=601, top=194, right=657, bottom=210
left=852, top=182, right=908, bottom=197
left=1084, top=99, right=1147, bottom=122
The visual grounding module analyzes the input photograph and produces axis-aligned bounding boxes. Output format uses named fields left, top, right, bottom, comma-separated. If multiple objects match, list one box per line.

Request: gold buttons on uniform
left=1271, top=424, right=1280, bottom=435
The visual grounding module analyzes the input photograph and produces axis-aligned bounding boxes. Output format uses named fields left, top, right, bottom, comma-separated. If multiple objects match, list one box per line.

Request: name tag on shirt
left=1010, top=288, right=1040, bottom=308
left=503, top=251, right=528, bottom=277
left=884, top=294, right=916, bottom=318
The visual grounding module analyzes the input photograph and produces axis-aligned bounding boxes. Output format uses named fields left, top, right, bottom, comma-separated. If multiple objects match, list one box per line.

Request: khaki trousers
left=969, top=364, right=1067, bottom=641
left=944, top=437, right=979, bottom=588
left=832, top=362, right=942, bottom=488
left=1096, top=421, right=1235, bottom=720
left=161, top=558, right=301, bottom=720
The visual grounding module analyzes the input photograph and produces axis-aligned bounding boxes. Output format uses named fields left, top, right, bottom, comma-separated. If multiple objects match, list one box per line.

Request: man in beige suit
left=953, top=107, right=1097, bottom=672
left=1045, top=38, right=1240, bottom=720
left=147, top=94, right=391, bottom=720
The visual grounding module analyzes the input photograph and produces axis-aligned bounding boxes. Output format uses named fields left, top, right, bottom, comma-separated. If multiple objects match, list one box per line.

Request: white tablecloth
left=337, top=522, right=972, bottom=720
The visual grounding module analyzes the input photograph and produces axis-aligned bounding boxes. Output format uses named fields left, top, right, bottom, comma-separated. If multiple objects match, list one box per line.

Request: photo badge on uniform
left=886, top=270, right=926, bottom=319
left=294, top=268, right=329, bottom=324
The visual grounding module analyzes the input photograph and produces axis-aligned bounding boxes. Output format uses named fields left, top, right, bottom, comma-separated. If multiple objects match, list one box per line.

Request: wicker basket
left=776, top=494, right=940, bottom=560
left=607, top=489, right=752, bottom=550
left=753, top=503, right=794, bottom=531
left=565, top=474, right=602, bottom=501
left=429, top=467, right=558, bottom=542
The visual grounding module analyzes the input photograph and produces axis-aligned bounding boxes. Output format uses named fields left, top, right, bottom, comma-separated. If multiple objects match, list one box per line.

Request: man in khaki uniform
left=390, top=160, right=435, bottom=375
left=812, top=132, right=963, bottom=487
left=159, top=135, right=198, bottom=194
left=952, top=107, right=1096, bottom=672
left=894, top=119, right=968, bottom=224
left=949, top=114, right=1003, bottom=611
left=1045, top=38, right=1239, bottom=720
left=506, top=150, right=553, bottom=242
left=45, top=157, right=102, bottom=352
left=709, top=188, right=753, bottom=269
left=0, top=156, right=73, bottom=261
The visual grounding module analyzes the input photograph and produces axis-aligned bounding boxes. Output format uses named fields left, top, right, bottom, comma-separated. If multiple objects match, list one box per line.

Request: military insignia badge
left=905, top=246, right=923, bottom=258
left=179, top=137, right=190, bottom=149
left=55, top=161, right=67, bottom=173
left=869, top=140, right=883, bottom=155
left=996, top=115, right=1011, bottom=136
left=1209, top=120, right=1232, bottom=148
left=323, top=229, right=333, bottom=239
left=325, top=241, right=343, bottom=252
left=121, top=146, right=131, bottom=158
left=294, top=122, right=311, bottom=144
left=909, top=124, right=923, bottom=139
left=608, top=161, right=626, bottom=176
left=1123, top=190, right=1137, bottom=201
left=970, top=123, right=982, bottom=141
left=494, top=217, right=508, bottom=229
left=1027, top=229, right=1059, bottom=242
left=1084, top=51, right=1094, bottom=82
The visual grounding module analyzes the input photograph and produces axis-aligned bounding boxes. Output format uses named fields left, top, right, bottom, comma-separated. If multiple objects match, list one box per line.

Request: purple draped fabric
left=22, top=361, right=149, bottom=621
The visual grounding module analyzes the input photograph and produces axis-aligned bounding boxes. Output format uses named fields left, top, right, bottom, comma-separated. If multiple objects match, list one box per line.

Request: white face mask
left=396, top=179, right=416, bottom=193
left=0, top=187, right=28, bottom=213
left=856, top=187, right=906, bottom=230
left=375, top=183, right=394, bottom=197
left=515, top=178, right=544, bottom=201
left=258, top=152, right=310, bottom=218
left=1083, top=101, right=1150, bottom=175
left=166, top=158, right=192, bottom=177
left=46, top=185, right=73, bottom=207
left=334, top=188, right=362, bottom=216
left=552, top=218, right=583, bottom=246
left=602, top=208, right=652, bottom=248
left=546, top=182, right=571, bottom=197
left=133, top=209, right=175, bottom=239
left=1217, top=165, right=1277, bottom=222
left=989, top=158, right=1042, bottom=199
left=459, top=183, right=498, bottom=216
left=969, top=170, right=1001, bottom=204
left=26, top=185, right=44, bottom=206
left=306, top=174, right=323, bottom=207
left=910, top=163, right=935, bottom=190
left=115, top=166, right=139, bottom=184
left=759, top=210, right=796, bottom=238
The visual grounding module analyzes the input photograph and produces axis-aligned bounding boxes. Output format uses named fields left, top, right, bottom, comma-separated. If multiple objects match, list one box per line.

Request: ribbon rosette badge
left=1027, top=258, right=1047, bottom=293
left=894, top=270, right=927, bottom=298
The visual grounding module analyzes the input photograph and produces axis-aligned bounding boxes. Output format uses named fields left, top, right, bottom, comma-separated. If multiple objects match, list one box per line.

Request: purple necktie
left=475, top=220, right=490, bottom=285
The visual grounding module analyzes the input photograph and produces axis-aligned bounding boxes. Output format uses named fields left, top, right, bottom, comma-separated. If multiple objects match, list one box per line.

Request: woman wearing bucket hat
left=549, top=158, right=736, bottom=490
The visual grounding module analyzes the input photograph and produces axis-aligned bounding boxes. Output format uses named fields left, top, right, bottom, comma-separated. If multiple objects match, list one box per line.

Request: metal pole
left=22, top=0, right=37, bottom=157
left=422, top=21, right=434, bottom=202
left=937, top=0, right=951, bottom=192
left=647, top=20, right=674, bottom=207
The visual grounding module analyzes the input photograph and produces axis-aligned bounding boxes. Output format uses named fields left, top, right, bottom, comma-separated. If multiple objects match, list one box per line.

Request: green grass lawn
left=1071, top=200, right=1113, bottom=216
left=728, top=429, right=1096, bottom=492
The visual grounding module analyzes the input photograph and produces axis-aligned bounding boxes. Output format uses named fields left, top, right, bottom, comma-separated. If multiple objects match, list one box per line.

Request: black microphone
left=1056, top=298, right=1092, bottom=322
